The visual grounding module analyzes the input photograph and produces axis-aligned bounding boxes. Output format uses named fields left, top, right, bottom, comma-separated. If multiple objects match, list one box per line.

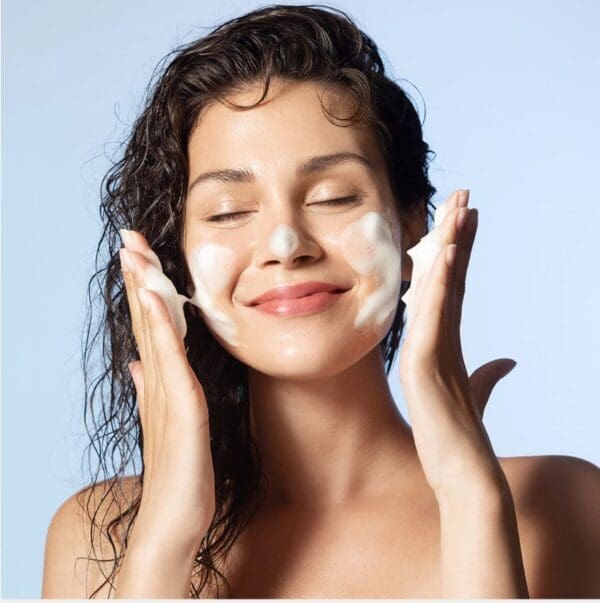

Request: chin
left=219, top=323, right=387, bottom=381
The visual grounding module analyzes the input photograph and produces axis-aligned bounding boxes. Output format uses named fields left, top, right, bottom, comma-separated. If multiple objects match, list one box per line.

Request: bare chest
left=214, top=498, right=442, bottom=598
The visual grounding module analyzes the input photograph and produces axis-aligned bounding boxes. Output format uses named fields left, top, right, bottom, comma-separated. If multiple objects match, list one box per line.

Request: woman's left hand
left=399, top=190, right=516, bottom=498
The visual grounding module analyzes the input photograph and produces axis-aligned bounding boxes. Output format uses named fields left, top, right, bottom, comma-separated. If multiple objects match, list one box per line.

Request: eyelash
left=207, top=196, right=360, bottom=223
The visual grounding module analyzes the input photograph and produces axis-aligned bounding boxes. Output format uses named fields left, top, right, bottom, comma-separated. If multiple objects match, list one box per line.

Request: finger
left=139, top=288, right=208, bottom=424
left=438, top=191, right=471, bottom=345
left=439, top=189, right=469, bottom=231
left=120, top=249, right=161, bottom=476
left=440, top=194, right=469, bottom=250
left=453, top=207, right=478, bottom=335
left=436, top=199, right=467, bottom=343
left=469, top=358, right=516, bottom=418
left=438, top=189, right=463, bottom=223
left=403, top=190, right=464, bottom=331
left=119, top=229, right=163, bottom=270
left=119, top=228, right=163, bottom=364
left=447, top=204, right=470, bottom=343
left=126, top=249, right=162, bottom=402
left=409, top=243, right=456, bottom=363
left=120, top=234, right=169, bottom=482
left=120, top=249, right=151, bottom=366
left=456, top=188, right=470, bottom=209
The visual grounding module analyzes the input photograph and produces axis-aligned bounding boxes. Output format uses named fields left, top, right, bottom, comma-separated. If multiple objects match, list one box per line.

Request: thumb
left=469, top=358, right=517, bottom=418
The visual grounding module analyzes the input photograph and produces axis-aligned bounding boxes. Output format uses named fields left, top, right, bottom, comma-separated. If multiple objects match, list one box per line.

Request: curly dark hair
left=78, top=3, right=436, bottom=598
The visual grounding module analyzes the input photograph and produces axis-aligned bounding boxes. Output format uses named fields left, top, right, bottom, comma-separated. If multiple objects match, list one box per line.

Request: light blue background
left=3, top=0, right=599, bottom=597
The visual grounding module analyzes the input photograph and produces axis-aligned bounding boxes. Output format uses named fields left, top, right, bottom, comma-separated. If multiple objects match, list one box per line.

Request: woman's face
left=183, top=78, right=409, bottom=379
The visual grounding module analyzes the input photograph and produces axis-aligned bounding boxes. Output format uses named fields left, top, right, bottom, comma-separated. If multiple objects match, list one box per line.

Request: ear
left=400, top=200, right=428, bottom=281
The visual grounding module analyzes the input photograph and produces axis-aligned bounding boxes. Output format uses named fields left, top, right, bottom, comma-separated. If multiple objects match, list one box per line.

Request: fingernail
left=457, top=207, right=469, bottom=232
left=119, top=228, right=135, bottom=248
left=138, top=287, right=151, bottom=312
left=457, top=189, right=470, bottom=207
left=467, top=208, right=478, bottom=232
left=119, top=248, right=135, bottom=273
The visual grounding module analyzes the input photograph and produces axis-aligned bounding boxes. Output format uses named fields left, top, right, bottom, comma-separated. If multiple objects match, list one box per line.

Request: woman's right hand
left=118, top=229, right=216, bottom=557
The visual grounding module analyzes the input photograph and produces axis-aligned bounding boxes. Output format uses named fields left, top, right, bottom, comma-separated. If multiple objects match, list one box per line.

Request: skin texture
left=41, top=77, right=600, bottom=598
left=180, top=79, right=530, bottom=595
left=183, top=79, right=420, bottom=510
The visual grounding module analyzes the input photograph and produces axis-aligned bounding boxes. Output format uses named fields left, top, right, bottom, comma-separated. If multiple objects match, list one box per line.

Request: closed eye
left=207, top=211, right=251, bottom=223
left=207, top=195, right=361, bottom=223
left=311, top=195, right=361, bottom=207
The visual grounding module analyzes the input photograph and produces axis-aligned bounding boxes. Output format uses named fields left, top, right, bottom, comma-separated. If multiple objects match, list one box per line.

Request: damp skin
left=188, top=244, right=242, bottom=346
left=258, top=210, right=403, bottom=335
left=140, top=225, right=303, bottom=346
left=339, top=210, right=402, bottom=333
left=138, top=242, right=242, bottom=347
left=138, top=208, right=404, bottom=346
left=400, top=195, right=452, bottom=329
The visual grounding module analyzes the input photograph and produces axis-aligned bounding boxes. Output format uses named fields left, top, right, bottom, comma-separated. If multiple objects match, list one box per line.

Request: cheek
left=187, top=242, right=243, bottom=347
left=189, top=243, right=235, bottom=293
left=340, top=211, right=403, bottom=332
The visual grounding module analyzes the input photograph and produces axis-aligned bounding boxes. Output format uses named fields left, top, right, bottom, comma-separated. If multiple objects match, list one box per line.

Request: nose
left=253, top=218, right=323, bottom=269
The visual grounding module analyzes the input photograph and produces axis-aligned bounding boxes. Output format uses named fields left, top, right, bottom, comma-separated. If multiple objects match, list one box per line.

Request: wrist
left=128, top=534, right=200, bottom=563
left=116, top=538, right=198, bottom=599
left=128, top=516, right=203, bottom=564
left=434, top=469, right=512, bottom=512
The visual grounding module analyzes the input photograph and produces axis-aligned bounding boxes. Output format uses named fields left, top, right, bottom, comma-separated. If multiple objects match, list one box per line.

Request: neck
left=248, top=347, right=418, bottom=511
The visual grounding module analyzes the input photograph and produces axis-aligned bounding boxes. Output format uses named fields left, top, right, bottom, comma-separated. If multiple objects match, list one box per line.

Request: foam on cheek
left=188, top=243, right=241, bottom=347
left=340, top=211, right=402, bottom=331
left=268, top=224, right=300, bottom=258
left=140, top=242, right=242, bottom=347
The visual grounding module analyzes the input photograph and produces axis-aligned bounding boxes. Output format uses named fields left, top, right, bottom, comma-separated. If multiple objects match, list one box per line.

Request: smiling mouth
left=250, top=289, right=347, bottom=317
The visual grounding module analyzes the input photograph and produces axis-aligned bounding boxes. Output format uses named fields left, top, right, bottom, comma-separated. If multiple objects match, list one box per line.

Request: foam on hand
left=134, top=240, right=241, bottom=347
left=129, top=205, right=408, bottom=346
left=143, top=263, right=190, bottom=341
left=400, top=196, right=452, bottom=329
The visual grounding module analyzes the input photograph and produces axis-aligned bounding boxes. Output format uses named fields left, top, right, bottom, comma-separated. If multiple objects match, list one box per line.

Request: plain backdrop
left=3, top=0, right=599, bottom=597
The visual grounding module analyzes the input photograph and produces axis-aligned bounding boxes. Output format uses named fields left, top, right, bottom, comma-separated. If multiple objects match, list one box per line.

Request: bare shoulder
left=41, top=474, right=142, bottom=599
left=498, top=454, right=600, bottom=598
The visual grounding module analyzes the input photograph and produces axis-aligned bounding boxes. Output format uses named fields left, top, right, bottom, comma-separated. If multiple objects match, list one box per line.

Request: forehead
left=186, top=78, right=385, bottom=179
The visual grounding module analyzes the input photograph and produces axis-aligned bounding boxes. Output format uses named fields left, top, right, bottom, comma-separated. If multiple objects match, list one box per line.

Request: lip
left=247, top=281, right=350, bottom=317
left=247, top=281, right=349, bottom=305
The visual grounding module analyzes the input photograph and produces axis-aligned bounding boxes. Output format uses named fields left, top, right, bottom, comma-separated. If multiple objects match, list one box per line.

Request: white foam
left=340, top=211, right=402, bottom=332
left=142, top=264, right=189, bottom=340
left=400, top=195, right=451, bottom=329
left=268, top=224, right=300, bottom=259
left=140, top=242, right=242, bottom=347
left=189, top=244, right=241, bottom=346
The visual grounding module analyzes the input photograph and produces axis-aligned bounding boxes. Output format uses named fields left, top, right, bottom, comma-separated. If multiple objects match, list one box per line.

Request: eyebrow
left=186, top=152, right=373, bottom=194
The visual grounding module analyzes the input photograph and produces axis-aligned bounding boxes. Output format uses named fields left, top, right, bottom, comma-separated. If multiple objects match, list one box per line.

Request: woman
left=42, top=4, right=600, bottom=598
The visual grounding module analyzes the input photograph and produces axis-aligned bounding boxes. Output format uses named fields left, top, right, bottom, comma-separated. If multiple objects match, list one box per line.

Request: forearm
left=115, top=537, right=197, bottom=599
left=436, top=475, right=530, bottom=598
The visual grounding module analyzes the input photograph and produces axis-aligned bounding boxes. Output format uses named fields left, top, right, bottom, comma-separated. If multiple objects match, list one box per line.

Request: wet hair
left=79, top=3, right=436, bottom=598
